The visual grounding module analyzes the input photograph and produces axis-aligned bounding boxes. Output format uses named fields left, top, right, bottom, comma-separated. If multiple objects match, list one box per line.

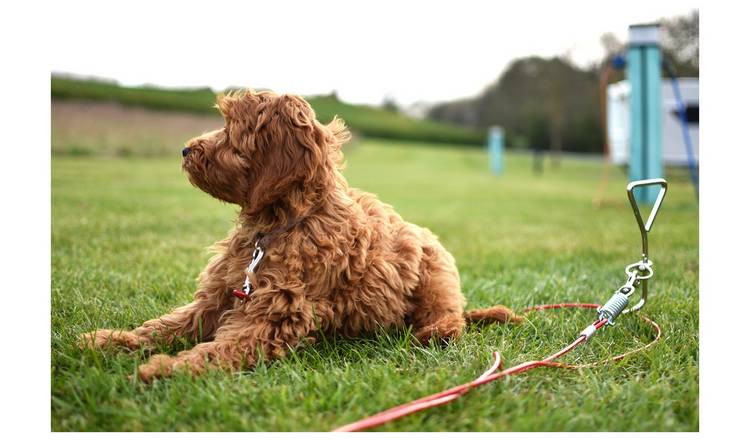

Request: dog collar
left=231, top=203, right=322, bottom=302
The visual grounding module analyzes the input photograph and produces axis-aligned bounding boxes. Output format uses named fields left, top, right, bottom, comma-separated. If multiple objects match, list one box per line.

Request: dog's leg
left=137, top=288, right=317, bottom=381
left=79, top=291, right=231, bottom=351
left=78, top=328, right=153, bottom=351
left=133, top=292, right=230, bottom=345
left=410, top=246, right=467, bottom=345
left=79, top=256, right=232, bottom=351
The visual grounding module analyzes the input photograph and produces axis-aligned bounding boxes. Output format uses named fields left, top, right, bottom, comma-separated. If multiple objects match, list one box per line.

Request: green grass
left=52, top=76, right=484, bottom=146
left=52, top=140, right=698, bottom=431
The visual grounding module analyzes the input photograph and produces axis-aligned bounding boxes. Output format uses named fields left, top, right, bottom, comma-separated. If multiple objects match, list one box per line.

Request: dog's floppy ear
left=245, top=94, right=342, bottom=215
left=216, top=90, right=264, bottom=154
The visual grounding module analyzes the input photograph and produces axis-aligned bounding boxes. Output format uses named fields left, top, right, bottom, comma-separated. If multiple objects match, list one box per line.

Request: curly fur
left=79, top=90, right=521, bottom=381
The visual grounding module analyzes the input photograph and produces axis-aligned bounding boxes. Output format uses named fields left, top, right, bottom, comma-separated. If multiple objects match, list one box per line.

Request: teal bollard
left=488, top=126, right=503, bottom=176
left=627, top=24, right=663, bottom=204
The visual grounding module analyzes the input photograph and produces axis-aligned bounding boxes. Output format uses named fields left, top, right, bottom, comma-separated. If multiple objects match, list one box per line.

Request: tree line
left=426, top=11, right=698, bottom=154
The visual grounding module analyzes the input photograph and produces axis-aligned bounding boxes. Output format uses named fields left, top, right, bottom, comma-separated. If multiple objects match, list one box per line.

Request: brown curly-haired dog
left=80, top=90, right=520, bottom=382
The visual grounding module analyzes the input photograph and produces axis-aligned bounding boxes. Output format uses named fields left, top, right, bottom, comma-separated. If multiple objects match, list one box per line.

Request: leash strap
left=332, top=303, right=662, bottom=432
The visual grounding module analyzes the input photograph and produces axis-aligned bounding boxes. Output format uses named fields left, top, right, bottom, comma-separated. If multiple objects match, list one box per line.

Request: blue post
left=488, top=126, right=503, bottom=175
left=627, top=24, right=663, bottom=203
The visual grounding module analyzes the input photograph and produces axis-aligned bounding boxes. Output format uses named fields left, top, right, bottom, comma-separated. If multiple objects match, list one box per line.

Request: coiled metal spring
left=598, top=291, right=630, bottom=324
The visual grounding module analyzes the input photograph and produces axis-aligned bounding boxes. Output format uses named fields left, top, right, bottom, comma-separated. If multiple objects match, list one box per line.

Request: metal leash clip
left=232, top=240, right=265, bottom=303
left=598, top=179, right=668, bottom=325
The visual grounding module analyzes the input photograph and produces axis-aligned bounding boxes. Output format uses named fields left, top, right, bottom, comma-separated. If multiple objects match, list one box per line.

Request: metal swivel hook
left=622, top=178, right=667, bottom=315
left=626, top=178, right=668, bottom=264
left=598, top=179, right=668, bottom=324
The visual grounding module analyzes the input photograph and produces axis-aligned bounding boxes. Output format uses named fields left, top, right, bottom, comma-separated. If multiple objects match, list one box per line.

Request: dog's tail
left=463, top=305, right=524, bottom=325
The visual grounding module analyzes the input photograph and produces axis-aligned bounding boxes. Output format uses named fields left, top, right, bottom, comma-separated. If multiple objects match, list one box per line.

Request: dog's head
left=182, top=90, right=349, bottom=213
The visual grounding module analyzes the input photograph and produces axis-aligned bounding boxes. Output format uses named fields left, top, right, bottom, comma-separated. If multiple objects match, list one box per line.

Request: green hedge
left=51, top=76, right=483, bottom=146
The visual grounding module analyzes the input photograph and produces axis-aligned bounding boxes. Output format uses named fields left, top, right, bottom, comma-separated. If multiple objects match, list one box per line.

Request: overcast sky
left=49, top=1, right=697, bottom=107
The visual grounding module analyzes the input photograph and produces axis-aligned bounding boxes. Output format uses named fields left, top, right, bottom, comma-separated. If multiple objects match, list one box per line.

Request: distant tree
left=381, top=95, right=400, bottom=112
left=427, top=11, right=698, bottom=153
left=662, top=10, right=699, bottom=76
left=601, top=32, right=626, bottom=57
left=599, top=10, right=698, bottom=76
left=428, top=56, right=602, bottom=153
left=427, top=97, right=479, bottom=127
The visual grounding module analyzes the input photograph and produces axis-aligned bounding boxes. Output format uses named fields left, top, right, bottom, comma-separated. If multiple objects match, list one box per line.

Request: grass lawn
left=52, top=140, right=698, bottom=431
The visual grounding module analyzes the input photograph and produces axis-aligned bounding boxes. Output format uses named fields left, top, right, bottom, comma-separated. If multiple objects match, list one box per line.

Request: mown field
left=52, top=138, right=698, bottom=431
left=51, top=100, right=224, bottom=156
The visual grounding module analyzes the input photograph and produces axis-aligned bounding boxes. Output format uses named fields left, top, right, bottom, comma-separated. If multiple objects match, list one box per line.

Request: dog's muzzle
left=182, top=147, right=191, bottom=157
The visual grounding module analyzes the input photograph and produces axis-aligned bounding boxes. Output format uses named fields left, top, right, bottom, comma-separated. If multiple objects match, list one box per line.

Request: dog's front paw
left=138, top=352, right=210, bottom=382
left=78, top=329, right=148, bottom=351
left=137, top=344, right=235, bottom=382
left=137, top=354, right=179, bottom=382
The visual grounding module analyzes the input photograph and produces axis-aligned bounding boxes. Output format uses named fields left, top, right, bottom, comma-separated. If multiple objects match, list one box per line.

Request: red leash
left=333, top=303, right=662, bottom=432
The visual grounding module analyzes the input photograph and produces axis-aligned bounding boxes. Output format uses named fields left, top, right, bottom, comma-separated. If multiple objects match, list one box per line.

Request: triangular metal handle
left=626, top=179, right=668, bottom=257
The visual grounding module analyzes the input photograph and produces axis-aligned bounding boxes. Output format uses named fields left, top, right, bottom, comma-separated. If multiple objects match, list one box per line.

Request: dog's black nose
left=182, top=147, right=191, bottom=157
